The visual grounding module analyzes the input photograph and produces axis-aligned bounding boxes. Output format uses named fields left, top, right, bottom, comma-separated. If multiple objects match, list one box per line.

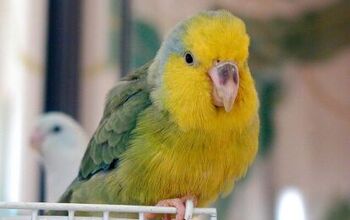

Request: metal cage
left=0, top=202, right=217, bottom=220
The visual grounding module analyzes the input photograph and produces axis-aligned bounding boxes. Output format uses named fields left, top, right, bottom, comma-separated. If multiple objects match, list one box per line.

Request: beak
left=30, top=129, right=44, bottom=153
left=208, top=61, right=239, bottom=112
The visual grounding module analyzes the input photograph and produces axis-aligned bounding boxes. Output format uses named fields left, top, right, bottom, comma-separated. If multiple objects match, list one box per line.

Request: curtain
left=0, top=0, right=47, bottom=202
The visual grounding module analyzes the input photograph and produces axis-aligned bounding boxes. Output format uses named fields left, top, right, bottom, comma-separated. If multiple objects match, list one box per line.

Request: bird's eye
left=51, top=125, right=62, bottom=133
left=184, top=52, right=194, bottom=65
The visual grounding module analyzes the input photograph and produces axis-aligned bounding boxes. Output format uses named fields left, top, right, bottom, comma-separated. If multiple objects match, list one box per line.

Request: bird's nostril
left=218, top=64, right=237, bottom=85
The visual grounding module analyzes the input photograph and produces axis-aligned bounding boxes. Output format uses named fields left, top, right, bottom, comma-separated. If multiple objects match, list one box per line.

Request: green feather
left=76, top=62, right=152, bottom=181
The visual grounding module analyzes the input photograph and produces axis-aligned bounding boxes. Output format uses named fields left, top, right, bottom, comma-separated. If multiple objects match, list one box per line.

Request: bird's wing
left=79, top=62, right=152, bottom=179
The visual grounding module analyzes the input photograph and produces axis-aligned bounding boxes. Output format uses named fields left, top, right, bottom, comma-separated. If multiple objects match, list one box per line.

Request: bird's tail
left=46, top=177, right=81, bottom=215
left=58, top=177, right=81, bottom=203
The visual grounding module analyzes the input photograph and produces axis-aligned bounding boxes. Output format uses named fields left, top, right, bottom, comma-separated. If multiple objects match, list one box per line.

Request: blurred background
left=0, top=0, right=349, bottom=220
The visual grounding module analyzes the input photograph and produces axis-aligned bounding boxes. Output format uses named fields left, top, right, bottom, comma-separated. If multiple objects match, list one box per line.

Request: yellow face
left=159, top=11, right=259, bottom=131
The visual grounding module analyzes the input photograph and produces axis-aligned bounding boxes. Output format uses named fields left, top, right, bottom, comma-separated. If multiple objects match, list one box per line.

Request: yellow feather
left=162, top=11, right=258, bottom=132
left=113, top=108, right=259, bottom=206
left=114, top=10, right=259, bottom=207
left=70, top=10, right=259, bottom=210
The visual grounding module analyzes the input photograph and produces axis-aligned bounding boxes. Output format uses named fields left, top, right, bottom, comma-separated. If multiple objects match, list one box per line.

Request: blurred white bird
left=30, top=112, right=88, bottom=202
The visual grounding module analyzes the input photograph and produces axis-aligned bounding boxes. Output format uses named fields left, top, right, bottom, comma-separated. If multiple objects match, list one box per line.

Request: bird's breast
left=116, top=126, right=256, bottom=206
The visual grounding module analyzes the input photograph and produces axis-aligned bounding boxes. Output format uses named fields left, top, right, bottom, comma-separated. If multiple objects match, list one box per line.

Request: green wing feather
left=79, top=62, right=153, bottom=179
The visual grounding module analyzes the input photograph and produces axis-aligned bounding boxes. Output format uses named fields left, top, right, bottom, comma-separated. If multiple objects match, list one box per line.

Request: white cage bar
left=0, top=202, right=217, bottom=220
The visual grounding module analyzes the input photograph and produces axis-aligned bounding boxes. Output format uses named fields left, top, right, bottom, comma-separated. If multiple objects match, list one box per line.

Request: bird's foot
left=145, top=196, right=197, bottom=220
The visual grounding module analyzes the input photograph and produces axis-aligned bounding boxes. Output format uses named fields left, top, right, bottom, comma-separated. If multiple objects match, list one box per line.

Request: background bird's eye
left=51, top=125, right=62, bottom=133
left=184, top=52, right=194, bottom=65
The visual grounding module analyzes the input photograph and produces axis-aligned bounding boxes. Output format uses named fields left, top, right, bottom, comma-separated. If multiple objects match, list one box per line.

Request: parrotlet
left=30, top=112, right=88, bottom=202
left=60, top=10, right=259, bottom=220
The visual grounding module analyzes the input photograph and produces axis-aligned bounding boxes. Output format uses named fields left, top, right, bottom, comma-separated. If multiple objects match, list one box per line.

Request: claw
left=144, top=196, right=197, bottom=220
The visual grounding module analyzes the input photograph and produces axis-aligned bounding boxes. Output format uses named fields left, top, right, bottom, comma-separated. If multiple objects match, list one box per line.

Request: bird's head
left=30, top=112, right=87, bottom=157
left=149, top=10, right=259, bottom=131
